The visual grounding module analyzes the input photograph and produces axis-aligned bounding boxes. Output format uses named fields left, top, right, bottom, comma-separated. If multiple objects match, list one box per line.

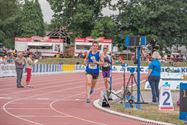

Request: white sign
left=0, top=64, right=16, bottom=77
left=161, top=72, right=183, bottom=80
left=159, top=86, right=174, bottom=111
left=145, top=80, right=187, bottom=90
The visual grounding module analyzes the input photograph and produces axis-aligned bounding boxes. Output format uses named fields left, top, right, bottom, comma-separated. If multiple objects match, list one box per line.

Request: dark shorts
left=86, top=72, right=99, bottom=79
left=102, top=70, right=110, bottom=78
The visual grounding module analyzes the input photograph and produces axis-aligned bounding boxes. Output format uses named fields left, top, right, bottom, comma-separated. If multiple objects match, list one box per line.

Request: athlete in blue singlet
left=84, top=41, right=104, bottom=103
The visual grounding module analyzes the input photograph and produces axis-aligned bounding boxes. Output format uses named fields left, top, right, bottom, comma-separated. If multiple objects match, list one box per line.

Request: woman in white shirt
left=26, top=53, right=34, bottom=88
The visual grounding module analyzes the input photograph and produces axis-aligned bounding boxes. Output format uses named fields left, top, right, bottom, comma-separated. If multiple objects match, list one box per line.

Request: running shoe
left=90, top=88, right=94, bottom=95
left=86, top=98, right=91, bottom=103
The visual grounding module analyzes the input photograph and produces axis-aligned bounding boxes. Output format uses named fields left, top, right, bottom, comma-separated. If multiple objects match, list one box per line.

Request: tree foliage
left=48, top=0, right=187, bottom=50
left=47, top=0, right=112, bottom=38
left=91, top=16, right=119, bottom=46
left=17, top=0, right=45, bottom=37
left=1, top=0, right=187, bottom=50
left=0, top=0, right=45, bottom=48
left=0, top=0, right=20, bottom=48
left=116, top=0, right=187, bottom=48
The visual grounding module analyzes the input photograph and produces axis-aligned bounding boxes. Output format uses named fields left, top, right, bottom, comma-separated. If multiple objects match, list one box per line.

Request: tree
left=115, top=0, right=187, bottom=49
left=91, top=17, right=117, bottom=37
left=17, top=0, right=45, bottom=37
left=48, top=0, right=187, bottom=50
left=0, top=0, right=21, bottom=48
left=47, top=0, right=112, bottom=38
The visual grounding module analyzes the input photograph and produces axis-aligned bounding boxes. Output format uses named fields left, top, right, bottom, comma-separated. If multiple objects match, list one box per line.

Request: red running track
left=0, top=73, right=148, bottom=125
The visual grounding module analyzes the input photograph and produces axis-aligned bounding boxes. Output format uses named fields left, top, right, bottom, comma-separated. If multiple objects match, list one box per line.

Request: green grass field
left=110, top=80, right=187, bottom=125
left=110, top=103, right=185, bottom=125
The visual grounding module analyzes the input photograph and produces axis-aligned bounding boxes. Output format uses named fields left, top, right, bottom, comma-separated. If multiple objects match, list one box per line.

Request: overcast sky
left=38, top=0, right=118, bottom=24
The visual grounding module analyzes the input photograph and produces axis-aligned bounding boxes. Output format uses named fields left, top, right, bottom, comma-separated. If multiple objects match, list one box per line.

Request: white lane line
left=0, top=78, right=86, bottom=96
left=2, top=76, right=123, bottom=125
left=0, top=73, right=85, bottom=90
left=3, top=101, right=43, bottom=125
left=0, top=97, right=12, bottom=100
left=2, top=77, right=108, bottom=125
left=5, top=108, right=50, bottom=110
left=0, top=73, right=84, bottom=90
left=2, top=85, right=85, bottom=125
left=49, top=78, right=124, bottom=125
left=36, top=98, right=50, bottom=100
left=19, top=115, right=69, bottom=118
left=50, top=93, right=108, bottom=125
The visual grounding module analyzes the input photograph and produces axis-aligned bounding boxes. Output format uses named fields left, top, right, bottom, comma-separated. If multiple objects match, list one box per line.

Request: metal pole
left=137, top=46, right=141, bottom=103
left=109, top=45, right=113, bottom=92
left=109, top=56, right=112, bottom=91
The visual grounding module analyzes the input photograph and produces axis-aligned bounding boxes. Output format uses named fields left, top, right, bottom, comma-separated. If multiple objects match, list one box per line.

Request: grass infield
left=110, top=80, right=186, bottom=125
left=110, top=103, right=185, bottom=125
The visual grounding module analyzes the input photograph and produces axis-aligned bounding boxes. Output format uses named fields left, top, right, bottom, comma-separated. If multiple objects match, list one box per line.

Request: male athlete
left=84, top=41, right=104, bottom=103
left=101, top=47, right=114, bottom=97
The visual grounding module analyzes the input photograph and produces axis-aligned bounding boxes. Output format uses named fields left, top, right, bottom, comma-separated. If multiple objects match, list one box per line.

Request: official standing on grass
left=146, top=51, right=161, bottom=103
left=26, top=52, right=34, bottom=88
left=84, top=41, right=104, bottom=103
left=15, top=52, right=26, bottom=88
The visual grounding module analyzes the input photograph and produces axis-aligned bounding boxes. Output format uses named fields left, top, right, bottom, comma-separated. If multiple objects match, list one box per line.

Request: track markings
left=36, top=98, right=50, bottom=100
left=18, top=115, right=70, bottom=118
left=0, top=97, right=12, bottom=100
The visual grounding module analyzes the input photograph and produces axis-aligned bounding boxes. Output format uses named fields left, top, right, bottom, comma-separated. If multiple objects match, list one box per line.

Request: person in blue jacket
left=146, top=51, right=161, bottom=103
left=84, top=41, right=104, bottom=103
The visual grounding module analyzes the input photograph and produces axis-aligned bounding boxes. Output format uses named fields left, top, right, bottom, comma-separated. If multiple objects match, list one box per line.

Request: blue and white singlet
left=86, top=51, right=100, bottom=74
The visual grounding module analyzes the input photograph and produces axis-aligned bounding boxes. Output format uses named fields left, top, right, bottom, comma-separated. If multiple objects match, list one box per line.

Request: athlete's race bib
left=103, top=63, right=110, bottom=67
left=88, top=63, right=97, bottom=69
left=91, top=56, right=96, bottom=61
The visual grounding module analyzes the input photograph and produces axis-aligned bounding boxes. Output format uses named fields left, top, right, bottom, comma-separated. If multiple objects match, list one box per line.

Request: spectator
left=13, top=49, right=17, bottom=57
left=15, top=52, right=26, bottom=88
left=26, top=53, right=34, bottom=88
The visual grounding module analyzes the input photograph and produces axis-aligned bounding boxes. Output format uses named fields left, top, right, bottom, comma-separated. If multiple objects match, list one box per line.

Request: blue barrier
left=46, top=64, right=49, bottom=72
left=48, top=64, right=51, bottom=72
left=52, top=64, right=54, bottom=72
left=32, top=64, right=62, bottom=73
left=42, top=64, right=45, bottom=72
left=180, top=83, right=187, bottom=121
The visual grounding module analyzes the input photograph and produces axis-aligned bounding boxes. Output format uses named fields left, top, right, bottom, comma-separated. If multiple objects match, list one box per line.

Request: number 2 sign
left=159, top=86, right=174, bottom=111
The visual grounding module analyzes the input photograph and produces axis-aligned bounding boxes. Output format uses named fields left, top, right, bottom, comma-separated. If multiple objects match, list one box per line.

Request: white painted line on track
left=0, top=73, right=86, bottom=90
left=0, top=77, right=87, bottom=96
left=5, top=108, right=51, bottom=110
left=36, top=98, right=50, bottom=100
left=19, top=115, right=69, bottom=118
left=3, top=100, right=43, bottom=125
left=0, top=97, right=12, bottom=100
left=0, top=73, right=85, bottom=89
left=2, top=77, right=95, bottom=125
left=50, top=93, right=108, bottom=125
left=49, top=78, right=126, bottom=125
left=2, top=75, right=126, bottom=125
